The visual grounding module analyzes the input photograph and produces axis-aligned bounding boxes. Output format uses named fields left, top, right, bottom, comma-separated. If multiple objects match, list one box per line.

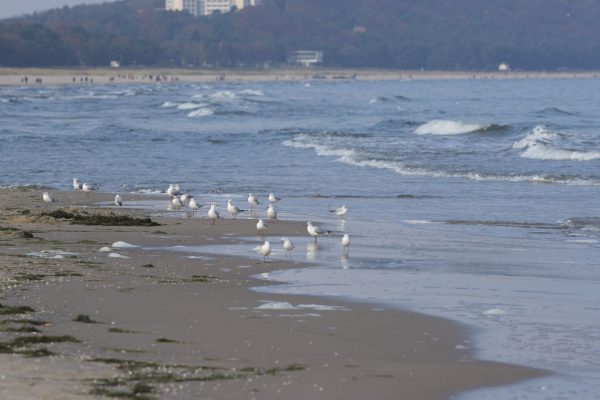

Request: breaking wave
left=415, top=119, right=504, bottom=135
left=187, top=108, right=215, bottom=118
left=513, top=126, right=600, bottom=161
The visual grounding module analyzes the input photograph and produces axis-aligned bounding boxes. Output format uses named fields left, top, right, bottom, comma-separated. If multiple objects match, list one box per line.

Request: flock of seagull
left=42, top=179, right=351, bottom=262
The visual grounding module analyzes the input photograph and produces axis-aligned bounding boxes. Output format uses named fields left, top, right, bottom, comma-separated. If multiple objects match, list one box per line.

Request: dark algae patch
left=73, top=314, right=99, bottom=323
left=41, top=210, right=160, bottom=226
left=0, top=303, right=35, bottom=315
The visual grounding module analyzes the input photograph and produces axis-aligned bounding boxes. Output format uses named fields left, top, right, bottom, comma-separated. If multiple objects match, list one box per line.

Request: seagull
left=208, top=202, right=220, bottom=225
left=259, top=241, right=271, bottom=262
left=188, top=197, right=201, bottom=214
left=171, top=195, right=183, bottom=210
left=268, top=193, right=281, bottom=204
left=180, top=194, right=192, bottom=205
left=341, top=234, right=351, bottom=255
left=307, top=221, right=330, bottom=242
left=330, top=205, right=347, bottom=218
left=281, top=237, right=295, bottom=257
left=114, top=194, right=123, bottom=206
left=267, top=204, right=277, bottom=223
left=166, top=184, right=181, bottom=196
left=82, top=183, right=95, bottom=192
left=248, top=193, right=259, bottom=213
left=42, top=192, right=56, bottom=203
left=256, top=219, right=266, bottom=235
left=227, top=199, right=245, bottom=218
left=72, top=177, right=82, bottom=191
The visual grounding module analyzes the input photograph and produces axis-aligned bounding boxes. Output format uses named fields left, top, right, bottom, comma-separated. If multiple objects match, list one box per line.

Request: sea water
left=2, top=78, right=600, bottom=398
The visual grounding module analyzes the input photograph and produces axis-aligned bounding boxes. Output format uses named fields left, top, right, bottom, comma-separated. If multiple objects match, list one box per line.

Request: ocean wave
left=415, top=119, right=502, bottom=135
left=160, top=101, right=178, bottom=108
left=562, top=217, right=600, bottom=232
left=187, top=108, right=214, bottom=118
left=283, top=134, right=600, bottom=185
left=178, top=102, right=207, bottom=110
left=513, top=126, right=600, bottom=161
left=536, top=107, right=577, bottom=116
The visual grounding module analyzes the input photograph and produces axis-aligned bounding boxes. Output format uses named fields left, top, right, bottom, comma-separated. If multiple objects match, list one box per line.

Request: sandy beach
left=0, top=188, right=546, bottom=399
left=1, top=67, right=600, bottom=86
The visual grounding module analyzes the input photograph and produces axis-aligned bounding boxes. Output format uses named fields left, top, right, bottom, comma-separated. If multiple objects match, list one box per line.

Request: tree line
left=1, top=0, right=600, bottom=70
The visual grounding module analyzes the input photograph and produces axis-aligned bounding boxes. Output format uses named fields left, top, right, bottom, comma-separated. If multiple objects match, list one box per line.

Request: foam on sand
left=108, top=252, right=130, bottom=259
left=111, top=241, right=139, bottom=248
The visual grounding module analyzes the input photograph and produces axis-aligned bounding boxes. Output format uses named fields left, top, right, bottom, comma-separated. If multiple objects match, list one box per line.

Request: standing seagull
left=330, top=205, right=347, bottom=218
left=247, top=193, right=260, bottom=213
left=267, top=204, right=277, bottom=223
left=82, top=183, right=95, bottom=192
left=166, top=184, right=181, bottom=197
left=72, top=178, right=82, bottom=191
left=307, top=222, right=330, bottom=242
left=227, top=199, right=245, bottom=218
left=259, top=241, right=271, bottom=262
left=208, top=202, right=220, bottom=225
left=281, top=237, right=295, bottom=258
left=341, top=234, right=351, bottom=255
left=114, top=194, right=123, bottom=206
left=42, top=192, right=56, bottom=203
left=188, top=198, right=201, bottom=214
left=171, top=195, right=183, bottom=210
left=180, top=194, right=192, bottom=205
left=256, top=219, right=266, bottom=236
left=268, top=193, right=281, bottom=204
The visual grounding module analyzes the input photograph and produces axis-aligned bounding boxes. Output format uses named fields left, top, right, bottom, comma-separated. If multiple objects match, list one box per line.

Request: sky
left=0, top=0, right=115, bottom=19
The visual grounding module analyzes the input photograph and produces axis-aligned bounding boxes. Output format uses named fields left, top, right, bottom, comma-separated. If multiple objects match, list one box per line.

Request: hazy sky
left=0, top=0, right=115, bottom=19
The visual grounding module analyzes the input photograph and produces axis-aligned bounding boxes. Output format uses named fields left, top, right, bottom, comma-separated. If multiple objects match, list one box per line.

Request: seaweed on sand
left=41, top=210, right=160, bottom=227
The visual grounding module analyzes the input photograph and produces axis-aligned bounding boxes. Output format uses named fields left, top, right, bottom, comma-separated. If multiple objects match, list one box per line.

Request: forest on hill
left=1, top=0, right=599, bottom=70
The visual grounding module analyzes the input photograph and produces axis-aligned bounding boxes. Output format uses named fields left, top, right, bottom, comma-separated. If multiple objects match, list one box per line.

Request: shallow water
left=2, top=78, right=600, bottom=398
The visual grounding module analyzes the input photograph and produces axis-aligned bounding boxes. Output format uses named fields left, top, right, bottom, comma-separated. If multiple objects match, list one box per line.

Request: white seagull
left=180, top=194, right=192, bottom=205
left=82, top=183, right=95, bottom=192
left=42, top=192, right=56, bottom=203
left=259, top=241, right=271, bottom=262
left=248, top=193, right=259, bottom=213
left=341, top=234, right=351, bottom=255
left=281, top=237, right=295, bottom=257
left=114, top=194, right=123, bottom=206
left=227, top=199, right=245, bottom=218
left=171, top=195, right=183, bottom=210
left=188, top=197, right=201, bottom=214
left=208, top=202, right=220, bottom=225
left=256, top=219, right=266, bottom=235
left=166, top=184, right=181, bottom=196
left=330, top=205, right=347, bottom=218
left=267, top=204, right=277, bottom=222
left=72, top=177, right=82, bottom=191
left=268, top=193, right=281, bottom=204
left=307, top=221, right=330, bottom=242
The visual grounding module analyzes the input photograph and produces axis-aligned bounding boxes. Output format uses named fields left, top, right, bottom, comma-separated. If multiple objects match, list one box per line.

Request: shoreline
left=1, top=67, right=600, bottom=86
left=0, top=189, right=547, bottom=399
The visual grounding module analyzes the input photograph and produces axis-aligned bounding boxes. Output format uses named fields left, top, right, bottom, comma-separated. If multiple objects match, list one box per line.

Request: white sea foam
left=256, top=301, right=297, bottom=310
left=177, top=102, right=206, bottom=110
left=111, top=241, right=138, bottom=248
left=415, top=119, right=489, bottom=135
left=98, top=247, right=112, bottom=252
left=239, top=89, right=264, bottom=96
left=514, top=126, right=600, bottom=161
left=283, top=134, right=600, bottom=185
left=483, top=308, right=507, bottom=316
left=108, top=252, right=130, bottom=259
left=160, top=101, right=177, bottom=108
left=188, top=108, right=214, bottom=118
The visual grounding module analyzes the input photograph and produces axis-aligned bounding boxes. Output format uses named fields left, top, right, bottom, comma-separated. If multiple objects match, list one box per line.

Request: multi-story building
left=165, top=0, right=261, bottom=16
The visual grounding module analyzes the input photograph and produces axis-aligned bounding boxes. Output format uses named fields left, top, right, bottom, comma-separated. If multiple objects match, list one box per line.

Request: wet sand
left=1, top=67, right=600, bottom=87
left=0, top=189, right=546, bottom=399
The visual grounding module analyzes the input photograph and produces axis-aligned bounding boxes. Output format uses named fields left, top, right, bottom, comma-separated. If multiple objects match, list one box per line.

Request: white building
left=288, top=50, right=324, bottom=67
left=166, top=0, right=261, bottom=16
